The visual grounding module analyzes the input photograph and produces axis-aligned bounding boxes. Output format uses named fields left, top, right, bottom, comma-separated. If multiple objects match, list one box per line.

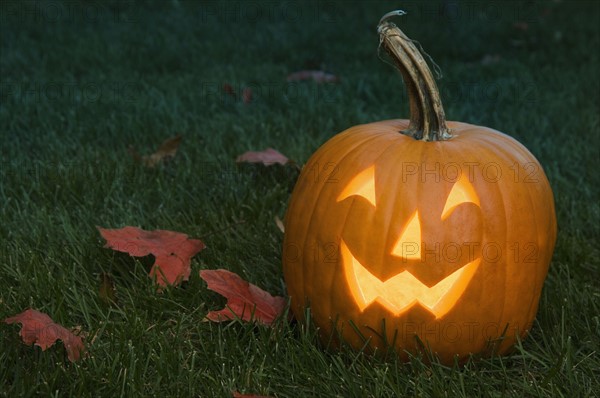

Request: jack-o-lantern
left=282, top=11, right=557, bottom=364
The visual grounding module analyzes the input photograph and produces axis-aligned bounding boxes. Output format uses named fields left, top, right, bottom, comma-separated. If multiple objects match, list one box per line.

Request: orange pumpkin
left=282, top=11, right=557, bottom=364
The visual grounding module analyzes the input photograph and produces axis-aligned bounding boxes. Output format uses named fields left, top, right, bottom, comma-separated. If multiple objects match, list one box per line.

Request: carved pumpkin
left=282, top=11, right=557, bottom=364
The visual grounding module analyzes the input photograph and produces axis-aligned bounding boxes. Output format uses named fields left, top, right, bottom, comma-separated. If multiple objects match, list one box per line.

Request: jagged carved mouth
left=341, top=240, right=480, bottom=319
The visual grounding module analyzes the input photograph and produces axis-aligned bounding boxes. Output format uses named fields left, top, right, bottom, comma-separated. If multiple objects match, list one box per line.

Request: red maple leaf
left=200, top=269, right=286, bottom=326
left=4, top=309, right=85, bottom=362
left=98, top=226, right=206, bottom=286
left=235, top=148, right=289, bottom=166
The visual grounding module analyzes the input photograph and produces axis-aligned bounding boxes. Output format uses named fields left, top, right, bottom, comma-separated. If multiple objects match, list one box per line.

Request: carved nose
left=391, top=210, right=421, bottom=260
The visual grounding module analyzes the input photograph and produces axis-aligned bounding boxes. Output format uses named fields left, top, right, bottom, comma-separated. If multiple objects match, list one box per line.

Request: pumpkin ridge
left=487, top=136, right=553, bottom=340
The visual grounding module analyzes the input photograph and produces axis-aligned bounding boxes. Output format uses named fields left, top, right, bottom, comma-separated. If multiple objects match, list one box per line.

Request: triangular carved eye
left=441, top=174, right=480, bottom=220
left=391, top=210, right=421, bottom=260
left=337, top=166, right=376, bottom=206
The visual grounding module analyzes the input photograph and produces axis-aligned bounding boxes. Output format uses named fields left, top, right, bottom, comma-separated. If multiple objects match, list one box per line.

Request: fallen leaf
left=98, top=226, right=206, bottom=286
left=242, top=87, right=253, bottom=104
left=236, top=148, right=289, bottom=166
left=128, top=145, right=142, bottom=163
left=274, top=216, right=285, bottom=233
left=540, top=7, right=552, bottom=18
left=223, top=83, right=236, bottom=97
left=4, top=309, right=85, bottom=362
left=99, top=272, right=117, bottom=304
left=142, top=135, right=183, bottom=168
left=223, top=84, right=253, bottom=104
left=200, top=269, right=286, bottom=326
left=513, top=21, right=529, bottom=31
left=286, top=70, right=339, bottom=83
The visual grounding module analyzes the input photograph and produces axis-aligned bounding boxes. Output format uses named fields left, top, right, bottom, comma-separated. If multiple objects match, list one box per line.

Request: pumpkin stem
left=378, top=11, right=452, bottom=141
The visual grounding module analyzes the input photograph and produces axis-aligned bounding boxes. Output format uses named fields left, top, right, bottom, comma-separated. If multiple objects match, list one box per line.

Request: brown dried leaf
left=141, top=135, right=183, bottom=168
left=99, top=272, right=117, bottom=304
left=513, top=21, right=529, bottom=31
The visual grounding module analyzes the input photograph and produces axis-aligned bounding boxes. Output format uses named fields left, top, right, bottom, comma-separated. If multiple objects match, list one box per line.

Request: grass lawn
left=1, top=0, right=599, bottom=396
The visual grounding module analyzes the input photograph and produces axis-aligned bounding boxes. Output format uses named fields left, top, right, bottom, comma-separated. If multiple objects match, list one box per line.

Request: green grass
left=1, top=0, right=599, bottom=396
